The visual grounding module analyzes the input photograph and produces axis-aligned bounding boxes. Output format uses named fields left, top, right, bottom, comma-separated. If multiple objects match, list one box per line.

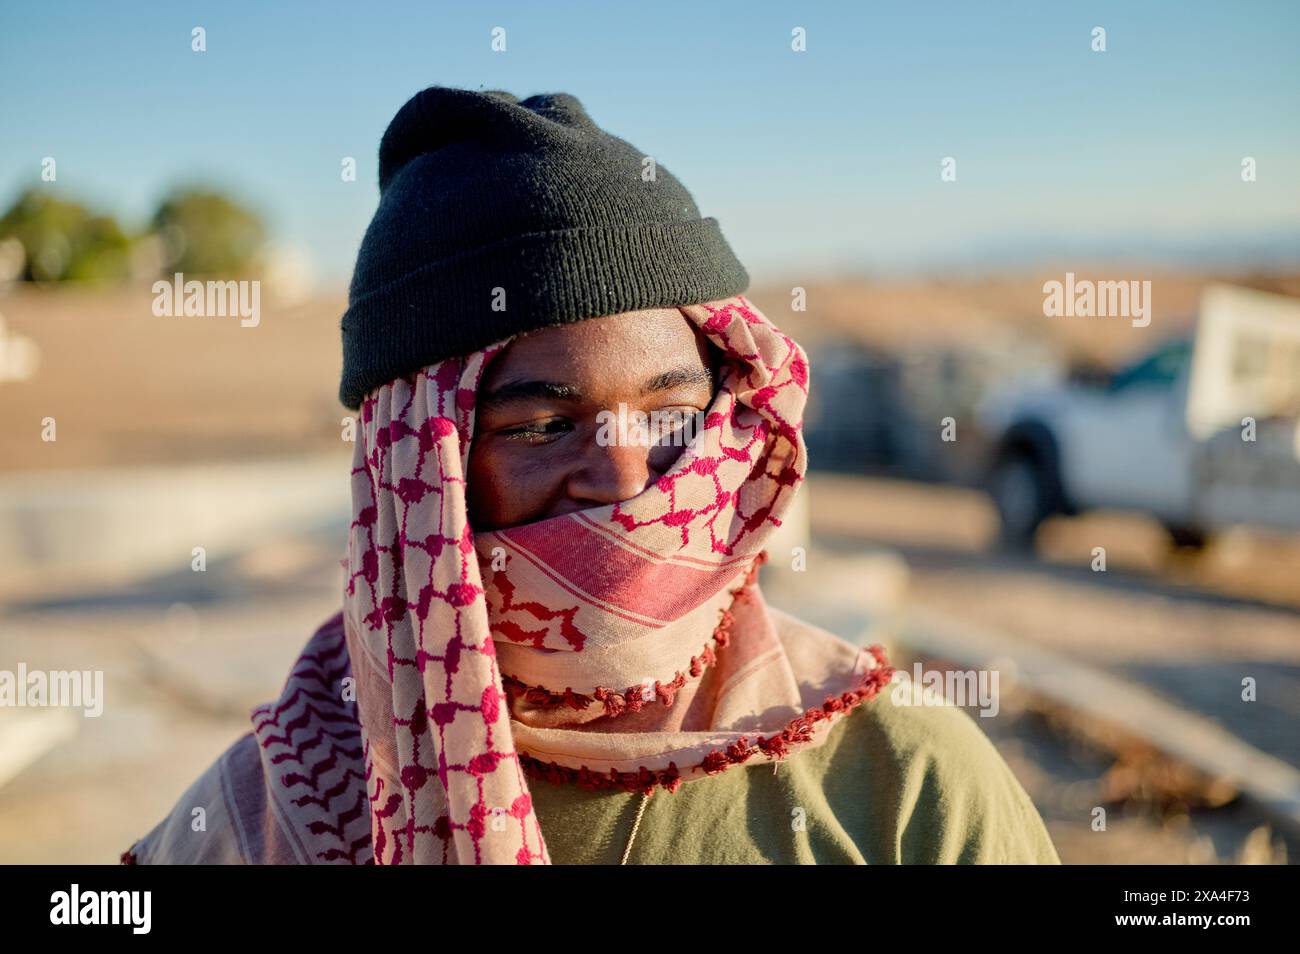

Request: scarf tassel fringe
left=517, top=643, right=894, bottom=797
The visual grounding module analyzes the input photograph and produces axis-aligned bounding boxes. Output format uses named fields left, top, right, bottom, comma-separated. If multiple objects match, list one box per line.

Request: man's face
left=467, top=308, right=718, bottom=531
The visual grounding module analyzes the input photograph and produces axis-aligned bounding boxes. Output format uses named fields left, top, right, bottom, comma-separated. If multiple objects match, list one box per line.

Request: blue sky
left=2, top=0, right=1298, bottom=287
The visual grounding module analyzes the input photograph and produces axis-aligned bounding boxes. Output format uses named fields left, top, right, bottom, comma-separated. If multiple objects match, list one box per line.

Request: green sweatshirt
left=528, top=691, right=1061, bottom=864
left=124, top=639, right=1060, bottom=865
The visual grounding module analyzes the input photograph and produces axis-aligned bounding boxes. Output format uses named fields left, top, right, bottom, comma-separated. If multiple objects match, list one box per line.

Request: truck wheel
left=1164, top=524, right=1208, bottom=551
left=990, top=453, right=1052, bottom=550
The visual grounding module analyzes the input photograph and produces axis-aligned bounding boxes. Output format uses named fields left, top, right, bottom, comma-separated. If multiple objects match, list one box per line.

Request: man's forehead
left=481, top=308, right=715, bottom=390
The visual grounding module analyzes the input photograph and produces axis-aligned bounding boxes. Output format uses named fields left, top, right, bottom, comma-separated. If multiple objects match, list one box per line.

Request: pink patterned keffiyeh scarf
left=127, top=294, right=893, bottom=866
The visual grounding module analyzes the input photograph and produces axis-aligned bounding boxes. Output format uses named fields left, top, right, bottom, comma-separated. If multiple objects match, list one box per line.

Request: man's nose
left=565, top=437, right=660, bottom=507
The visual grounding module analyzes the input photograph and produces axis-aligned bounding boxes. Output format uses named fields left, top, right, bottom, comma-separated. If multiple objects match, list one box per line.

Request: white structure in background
left=1187, top=285, right=1300, bottom=441
left=262, top=243, right=317, bottom=307
left=0, top=310, right=40, bottom=384
left=1188, top=286, right=1300, bottom=532
left=0, top=455, right=350, bottom=601
left=0, top=709, right=78, bottom=791
left=981, top=284, right=1300, bottom=547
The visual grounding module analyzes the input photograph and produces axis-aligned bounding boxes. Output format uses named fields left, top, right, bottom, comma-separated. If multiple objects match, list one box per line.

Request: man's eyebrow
left=478, top=367, right=714, bottom=411
left=478, top=380, right=583, bottom=410
left=640, top=366, right=715, bottom=395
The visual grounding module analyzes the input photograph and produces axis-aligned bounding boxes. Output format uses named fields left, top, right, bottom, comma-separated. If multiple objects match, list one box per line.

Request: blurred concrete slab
left=0, top=518, right=347, bottom=864
left=903, top=606, right=1300, bottom=840
left=0, top=453, right=350, bottom=604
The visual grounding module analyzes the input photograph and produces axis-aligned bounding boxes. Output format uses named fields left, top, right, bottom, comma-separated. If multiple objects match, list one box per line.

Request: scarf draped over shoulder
left=122, top=295, right=893, bottom=866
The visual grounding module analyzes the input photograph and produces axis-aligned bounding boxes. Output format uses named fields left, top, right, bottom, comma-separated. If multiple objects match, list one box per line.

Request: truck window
left=1107, top=339, right=1193, bottom=393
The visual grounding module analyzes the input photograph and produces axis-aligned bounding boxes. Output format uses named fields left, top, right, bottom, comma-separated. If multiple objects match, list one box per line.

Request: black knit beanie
left=338, top=85, right=749, bottom=409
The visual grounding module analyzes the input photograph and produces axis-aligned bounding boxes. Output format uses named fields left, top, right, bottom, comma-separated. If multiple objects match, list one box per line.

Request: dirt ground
left=805, top=473, right=1299, bottom=864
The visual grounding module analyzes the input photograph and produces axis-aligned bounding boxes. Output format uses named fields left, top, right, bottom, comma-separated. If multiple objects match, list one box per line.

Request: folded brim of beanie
left=338, top=218, right=748, bottom=410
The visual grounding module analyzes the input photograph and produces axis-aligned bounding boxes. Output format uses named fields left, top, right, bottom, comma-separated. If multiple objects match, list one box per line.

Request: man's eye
left=499, top=419, right=572, bottom=442
left=648, top=407, right=706, bottom=446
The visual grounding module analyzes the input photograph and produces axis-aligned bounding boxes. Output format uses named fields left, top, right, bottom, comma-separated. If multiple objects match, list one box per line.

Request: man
left=124, top=86, right=1059, bottom=865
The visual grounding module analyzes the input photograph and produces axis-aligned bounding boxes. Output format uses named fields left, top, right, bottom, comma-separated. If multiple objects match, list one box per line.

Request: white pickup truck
left=981, top=284, right=1300, bottom=548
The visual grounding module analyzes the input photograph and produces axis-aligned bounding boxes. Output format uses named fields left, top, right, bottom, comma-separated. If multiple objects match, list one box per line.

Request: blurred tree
left=0, top=187, right=133, bottom=283
left=150, top=187, right=266, bottom=277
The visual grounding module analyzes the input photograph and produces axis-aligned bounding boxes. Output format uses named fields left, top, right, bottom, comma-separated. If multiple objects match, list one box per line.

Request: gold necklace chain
left=619, top=791, right=652, bottom=864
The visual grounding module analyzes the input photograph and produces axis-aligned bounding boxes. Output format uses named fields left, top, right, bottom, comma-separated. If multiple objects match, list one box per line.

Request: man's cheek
left=476, top=456, right=547, bottom=523
left=503, top=457, right=561, bottom=504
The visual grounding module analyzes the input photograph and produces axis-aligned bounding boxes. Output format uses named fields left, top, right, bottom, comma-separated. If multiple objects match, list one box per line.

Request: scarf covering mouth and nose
left=248, top=294, right=892, bottom=865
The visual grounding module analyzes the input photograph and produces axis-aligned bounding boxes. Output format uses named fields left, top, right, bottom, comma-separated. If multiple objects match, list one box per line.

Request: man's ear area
left=705, top=339, right=726, bottom=387
left=675, top=310, right=721, bottom=377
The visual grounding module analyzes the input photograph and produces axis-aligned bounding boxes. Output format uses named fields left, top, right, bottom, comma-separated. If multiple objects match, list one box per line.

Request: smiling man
left=123, top=86, right=1059, bottom=866
left=467, top=308, right=717, bottom=530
